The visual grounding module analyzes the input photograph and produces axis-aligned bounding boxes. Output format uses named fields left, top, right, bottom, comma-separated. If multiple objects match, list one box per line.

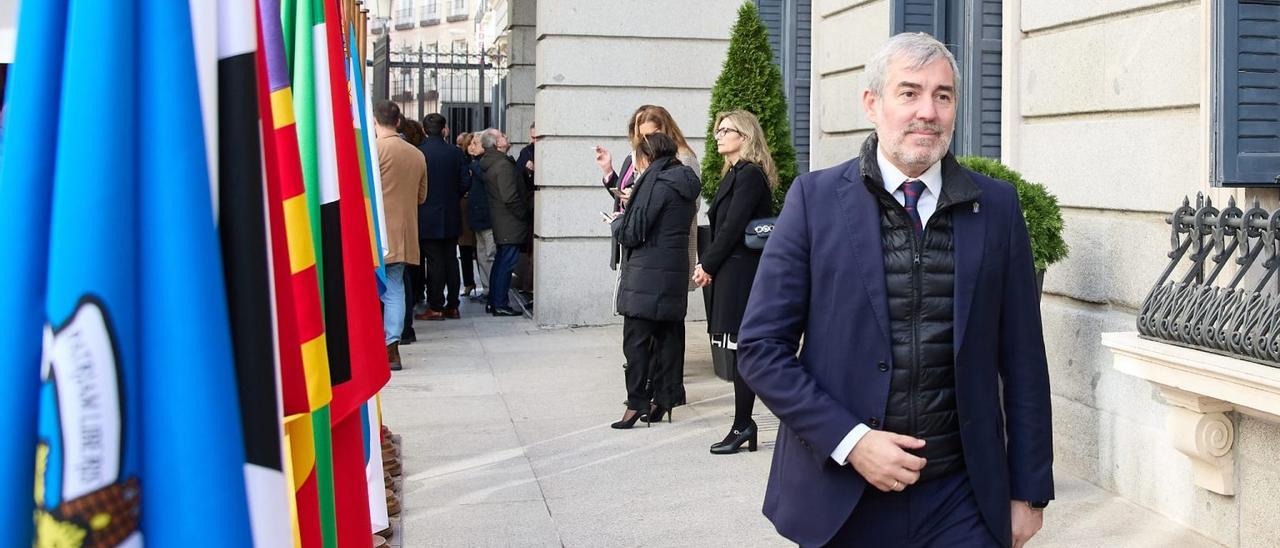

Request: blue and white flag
left=20, top=0, right=254, bottom=545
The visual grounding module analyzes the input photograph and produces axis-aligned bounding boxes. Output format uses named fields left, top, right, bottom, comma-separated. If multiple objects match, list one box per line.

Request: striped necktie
left=900, top=179, right=926, bottom=236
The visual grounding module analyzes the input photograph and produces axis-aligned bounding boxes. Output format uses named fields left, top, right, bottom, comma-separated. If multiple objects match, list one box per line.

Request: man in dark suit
left=414, top=113, right=469, bottom=320
left=737, top=33, right=1054, bottom=548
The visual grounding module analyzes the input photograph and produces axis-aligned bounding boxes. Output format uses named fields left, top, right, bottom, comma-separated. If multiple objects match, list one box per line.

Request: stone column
left=504, top=0, right=536, bottom=150
left=529, top=0, right=740, bottom=327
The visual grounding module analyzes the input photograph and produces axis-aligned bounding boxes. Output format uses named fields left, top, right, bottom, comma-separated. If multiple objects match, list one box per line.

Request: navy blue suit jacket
left=417, top=135, right=468, bottom=240
left=737, top=154, right=1054, bottom=547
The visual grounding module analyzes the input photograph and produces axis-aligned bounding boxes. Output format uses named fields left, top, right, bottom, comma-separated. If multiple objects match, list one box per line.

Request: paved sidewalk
left=382, top=300, right=1222, bottom=547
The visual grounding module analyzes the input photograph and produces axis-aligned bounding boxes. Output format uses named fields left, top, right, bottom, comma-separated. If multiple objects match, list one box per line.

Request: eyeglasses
left=714, top=127, right=744, bottom=138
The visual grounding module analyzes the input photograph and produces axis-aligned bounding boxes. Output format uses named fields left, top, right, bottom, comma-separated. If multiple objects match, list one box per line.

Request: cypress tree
left=701, top=2, right=797, bottom=211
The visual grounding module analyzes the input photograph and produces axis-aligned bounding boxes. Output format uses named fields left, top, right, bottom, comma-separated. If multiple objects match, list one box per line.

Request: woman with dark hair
left=456, top=132, right=478, bottom=298
left=399, top=118, right=426, bottom=147
left=594, top=105, right=701, bottom=414
left=609, top=133, right=701, bottom=429
left=694, top=110, right=778, bottom=454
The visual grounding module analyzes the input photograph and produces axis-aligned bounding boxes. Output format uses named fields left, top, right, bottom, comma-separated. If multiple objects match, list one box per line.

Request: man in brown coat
left=374, top=101, right=427, bottom=370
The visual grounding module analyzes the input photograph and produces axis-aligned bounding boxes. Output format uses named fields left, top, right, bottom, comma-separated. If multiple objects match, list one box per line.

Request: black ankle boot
left=710, top=421, right=758, bottom=454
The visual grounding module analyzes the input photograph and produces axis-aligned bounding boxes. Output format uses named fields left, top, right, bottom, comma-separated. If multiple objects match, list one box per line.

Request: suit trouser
left=821, top=469, right=1000, bottom=548
left=621, top=316, right=682, bottom=410
left=473, top=229, right=496, bottom=290
left=423, top=237, right=461, bottom=310
left=488, top=244, right=520, bottom=309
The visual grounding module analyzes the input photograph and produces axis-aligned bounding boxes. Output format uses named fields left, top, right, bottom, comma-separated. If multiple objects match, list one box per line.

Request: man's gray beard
left=889, top=133, right=951, bottom=172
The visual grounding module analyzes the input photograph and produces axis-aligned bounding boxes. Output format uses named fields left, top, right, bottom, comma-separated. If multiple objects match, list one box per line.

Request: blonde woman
left=692, top=110, right=778, bottom=453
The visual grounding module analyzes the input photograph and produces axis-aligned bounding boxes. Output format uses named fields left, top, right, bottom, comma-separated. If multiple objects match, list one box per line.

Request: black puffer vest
left=860, top=136, right=982, bottom=482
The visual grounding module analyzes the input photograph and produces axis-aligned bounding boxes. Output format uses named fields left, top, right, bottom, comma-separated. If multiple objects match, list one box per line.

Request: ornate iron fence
left=382, top=42, right=505, bottom=134
left=1138, top=193, right=1280, bottom=367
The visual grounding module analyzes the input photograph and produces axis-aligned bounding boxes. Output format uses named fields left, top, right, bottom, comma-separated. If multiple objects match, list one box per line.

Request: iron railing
left=1138, top=193, right=1280, bottom=367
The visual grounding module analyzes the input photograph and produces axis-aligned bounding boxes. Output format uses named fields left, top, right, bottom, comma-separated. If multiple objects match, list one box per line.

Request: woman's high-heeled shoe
left=710, top=421, right=758, bottom=454
left=611, top=408, right=645, bottom=430
left=644, top=404, right=671, bottom=427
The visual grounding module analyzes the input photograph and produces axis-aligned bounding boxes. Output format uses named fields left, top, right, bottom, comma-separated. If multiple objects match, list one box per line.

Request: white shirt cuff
left=830, top=423, right=872, bottom=465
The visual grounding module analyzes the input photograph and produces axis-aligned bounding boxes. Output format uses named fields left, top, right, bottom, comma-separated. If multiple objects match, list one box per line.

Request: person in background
left=515, top=121, right=537, bottom=192
left=478, top=128, right=527, bottom=317
left=512, top=122, right=539, bottom=302
left=693, top=110, right=776, bottom=455
left=400, top=118, right=426, bottom=147
left=465, top=134, right=495, bottom=301
left=373, top=101, right=427, bottom=371
left=609, top=132, right=700, bottom=429
left=414, top=113, right=468, bottom=321
left=456, top=132, right=478, bottom=299
left=399, top=116, right=428, bottom=336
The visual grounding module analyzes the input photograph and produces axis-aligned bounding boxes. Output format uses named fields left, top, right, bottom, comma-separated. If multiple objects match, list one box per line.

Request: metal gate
left=378, top=41, right=506, bottom=134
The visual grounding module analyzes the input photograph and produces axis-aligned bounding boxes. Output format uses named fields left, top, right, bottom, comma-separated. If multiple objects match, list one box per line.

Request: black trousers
left=622, top=316, right=684, bottom=410
left=401, top=264, right=415, bottom=339
left=459, top=245, right=477, bottom=288
left=423, top=237, right=460, bottom=310
left=407, top=260, right=425, bottom=308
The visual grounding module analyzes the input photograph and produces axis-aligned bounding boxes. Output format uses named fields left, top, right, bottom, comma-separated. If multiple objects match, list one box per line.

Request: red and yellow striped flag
left=255, top=0, right=337, bottom=546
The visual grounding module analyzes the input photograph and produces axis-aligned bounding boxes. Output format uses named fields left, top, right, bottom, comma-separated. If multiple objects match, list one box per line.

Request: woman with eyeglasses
left=609, top=132, right=701, bottom=429
left=693, top=110, right=778, bottom=454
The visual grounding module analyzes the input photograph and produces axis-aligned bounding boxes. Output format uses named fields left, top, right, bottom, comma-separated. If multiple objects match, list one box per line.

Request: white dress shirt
left=877, top=146, right=943, bottom=227
left=828, top=147, right=946, bottom=466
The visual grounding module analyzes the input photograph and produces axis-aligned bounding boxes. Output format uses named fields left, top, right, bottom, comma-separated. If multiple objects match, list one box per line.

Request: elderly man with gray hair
left=736, top=32, right=1054, bottom=547
left=476, top=128, right=527, bottom=316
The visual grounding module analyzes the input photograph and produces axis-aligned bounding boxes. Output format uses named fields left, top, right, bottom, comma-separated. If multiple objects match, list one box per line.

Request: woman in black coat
left=609, top=133, right=701, bottom=429
left=693, top=110, right=777, bottom=453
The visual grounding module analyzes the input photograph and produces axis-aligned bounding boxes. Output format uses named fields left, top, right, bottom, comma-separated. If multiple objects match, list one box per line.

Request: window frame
left=889, top=0, right=1002, bottom=160
left=1213, top=0, right=1280, bottom=187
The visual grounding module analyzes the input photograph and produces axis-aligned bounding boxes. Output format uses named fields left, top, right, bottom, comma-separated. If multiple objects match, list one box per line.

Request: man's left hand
left=1010, top=501, right=1043, bottom=548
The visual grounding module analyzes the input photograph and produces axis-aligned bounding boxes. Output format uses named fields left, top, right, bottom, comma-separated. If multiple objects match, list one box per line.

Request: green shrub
left=700, top=2, right=797, bottom=212
left=956, top=156, right=1069, bottom=271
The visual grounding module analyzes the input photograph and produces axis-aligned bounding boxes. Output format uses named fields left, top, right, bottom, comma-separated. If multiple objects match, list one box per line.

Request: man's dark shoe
left=387, top=342, right=402, bottom=371
left=491, top=307, right=522, bottom=317
left=415, top=309, right=445, bottom=321
left=443, top=308, right=460, bottom=319
left=400, top=330, right=417, bottom=345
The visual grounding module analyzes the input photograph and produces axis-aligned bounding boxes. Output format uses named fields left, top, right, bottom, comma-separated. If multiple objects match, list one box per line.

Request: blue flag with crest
left=15, top=0, right=254, bottom=545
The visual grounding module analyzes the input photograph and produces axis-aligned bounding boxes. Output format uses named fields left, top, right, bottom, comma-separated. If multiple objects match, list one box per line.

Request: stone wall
left=810, top=0, right=889, bottom=169
left=531, top=0, right=740, bottom=326
left=1011, top=1, right=1278, bottom=545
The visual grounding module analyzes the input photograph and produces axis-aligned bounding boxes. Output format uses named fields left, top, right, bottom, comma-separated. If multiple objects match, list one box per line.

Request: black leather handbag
left=743, top=217, right=777, bottom=250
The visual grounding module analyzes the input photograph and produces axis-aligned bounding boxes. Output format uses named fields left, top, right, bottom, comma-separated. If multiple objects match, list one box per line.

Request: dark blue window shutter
left=892, top=0, right=1001, bottom=159
left=962, top=0, right=1002, bottom=158
left=1219, top=0, right=1280, bottom=186
left=794, top=0, right=812, bottom=173
left=757, top=0, right=785, bottom=64
left=755, top=0, right=812, bottom=174
left=892, top=0, right=946, bottom=35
